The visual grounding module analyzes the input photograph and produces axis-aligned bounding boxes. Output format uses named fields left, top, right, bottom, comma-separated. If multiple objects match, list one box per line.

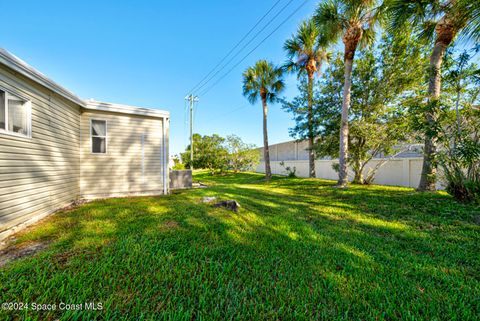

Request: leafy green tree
left=181, top=134, right=260, bottom=175
left=433, top=50, right=480, bottom=202
left=436, top=102, right=480, bottom=203
left=284, top=18, right=330, bottom=178
left=281, top=76, right=323, bottom=142
left=181, top=133, right=200, bottom=169
left=242, top=60, right=285, bottom=179
left=225, top=135, right=260, bottom=172
left=312, top=33, right=426, bottom=184
left=443, top=49, right=480, bottom=136
left=387, top=0, right=479, bottom=191
left=314, top=0, right=384, bottom=187
left=181, top=134, right=229, bottom=174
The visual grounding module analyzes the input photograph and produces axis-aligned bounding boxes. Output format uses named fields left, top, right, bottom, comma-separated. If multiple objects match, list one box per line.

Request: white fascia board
left=85, top=100, right=170, bottom=118
left=0, top=48, right=86, bottom=107
left=0, top=48, right=171, bottom=118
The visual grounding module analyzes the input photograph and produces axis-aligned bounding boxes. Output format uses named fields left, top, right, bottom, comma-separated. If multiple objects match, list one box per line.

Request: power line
left=186, top=0, right=285, bottom=96
left=194, top=0, right=296, bottom=95
left=199, top=0, right=310, bottom=97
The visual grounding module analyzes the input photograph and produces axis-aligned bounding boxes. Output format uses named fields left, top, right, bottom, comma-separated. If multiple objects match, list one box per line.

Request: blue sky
left=0, top=0, right=319, bottom=155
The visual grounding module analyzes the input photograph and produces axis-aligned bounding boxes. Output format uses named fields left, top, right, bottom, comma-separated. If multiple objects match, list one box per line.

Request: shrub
left=172, top=161, right=186, bottom=170
left=226, top=135, right=260, bottom=172
left=439, top=137, right=480, bottom=204
left=280, top=161, right=297, bottom=178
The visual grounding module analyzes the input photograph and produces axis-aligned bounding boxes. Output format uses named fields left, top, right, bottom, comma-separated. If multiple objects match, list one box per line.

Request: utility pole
left=185, top=94, right=199, bottom=170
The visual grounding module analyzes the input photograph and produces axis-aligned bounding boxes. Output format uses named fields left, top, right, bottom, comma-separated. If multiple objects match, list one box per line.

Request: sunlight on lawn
left=0, top=172, right=478, bottom=320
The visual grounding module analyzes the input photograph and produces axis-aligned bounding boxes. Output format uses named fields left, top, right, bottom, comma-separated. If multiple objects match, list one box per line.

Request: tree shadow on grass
left=0, top=176, right=479, bottom=320
left=187, top=176, right=480, bottom=318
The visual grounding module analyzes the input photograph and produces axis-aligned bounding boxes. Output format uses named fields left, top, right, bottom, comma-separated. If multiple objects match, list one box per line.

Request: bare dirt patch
left=52, top=246, right=104, bottom=266
left=61, top=199, right=91, bottom=212
left=162, top=221, right=180, bottom=230
left=0, top=241, right=50, bottom=268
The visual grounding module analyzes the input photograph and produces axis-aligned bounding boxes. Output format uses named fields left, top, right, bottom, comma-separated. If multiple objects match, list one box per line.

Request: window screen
left=0, top=90, right=4, bottom=130
left=8, top=99, right=28, bottom=135
left=0, top=89, right=31, bottom=137
left=91, top=120, right=107, bottom=153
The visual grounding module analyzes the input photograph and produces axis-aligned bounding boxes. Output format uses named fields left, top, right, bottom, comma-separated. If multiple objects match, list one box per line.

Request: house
left=0, top=49, right=170, bottom=241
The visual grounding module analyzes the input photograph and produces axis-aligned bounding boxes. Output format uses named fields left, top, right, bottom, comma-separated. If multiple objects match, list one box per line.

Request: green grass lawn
left=1, top=172, right=479, bottom=320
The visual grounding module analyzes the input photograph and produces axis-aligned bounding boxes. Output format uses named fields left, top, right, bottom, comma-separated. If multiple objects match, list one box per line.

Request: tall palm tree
left=461, top=0, right=480, bottom=43
left=242, top=60, right=285, bottom=180
left=284, top=19, right=330, bottom=178
left=387, top=0, right=475, bottom=191
left=314, top=0, right=383, bottom=187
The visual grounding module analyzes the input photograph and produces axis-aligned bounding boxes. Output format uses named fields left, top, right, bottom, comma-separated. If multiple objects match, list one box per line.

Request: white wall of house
left=0, top=49, right=170, bottom=241
left=0, top=65, right=81, bottom=238
left=80, top=110, right=168, bottom=198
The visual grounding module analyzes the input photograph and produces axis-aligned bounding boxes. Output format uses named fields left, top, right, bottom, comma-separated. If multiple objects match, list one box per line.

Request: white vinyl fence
left=255, top=140, right=444, bottom=189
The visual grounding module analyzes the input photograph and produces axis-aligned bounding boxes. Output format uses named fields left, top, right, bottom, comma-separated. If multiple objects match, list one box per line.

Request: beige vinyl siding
left=0, top=65, right=81, bottom=234
left=80, top=110, right=165, bottom=198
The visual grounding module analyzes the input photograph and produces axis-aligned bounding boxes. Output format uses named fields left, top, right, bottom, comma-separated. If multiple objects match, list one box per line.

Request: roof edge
left=0, top=48, right=170, bottom=118
left=0, top=48, right=86, bottom=107
left=85, top=100, right=170, bottom=118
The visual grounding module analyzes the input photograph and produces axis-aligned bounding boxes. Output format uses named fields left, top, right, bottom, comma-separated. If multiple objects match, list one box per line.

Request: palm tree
left=387, top=0, right=476, bottom=191
left=460, top=0, right=480, bottom=42
left=314, top=0, right=383, bottom=187
left=242, top=60, right=285, bottom=180
left=284, top=19, right=330, bottom=178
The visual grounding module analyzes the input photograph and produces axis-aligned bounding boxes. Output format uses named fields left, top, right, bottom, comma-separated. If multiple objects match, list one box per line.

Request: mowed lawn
left=1, top=172, right=479, bottom=320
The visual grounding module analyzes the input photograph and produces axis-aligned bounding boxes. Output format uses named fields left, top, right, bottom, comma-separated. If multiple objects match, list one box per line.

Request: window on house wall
left=91, top=119, right=107, bottom=154
left=0, top=88, right=31, bottom=137
left=0, top=91, right=5, bottom=130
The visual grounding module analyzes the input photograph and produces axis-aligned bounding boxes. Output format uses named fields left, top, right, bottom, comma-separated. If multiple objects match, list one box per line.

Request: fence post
left=402, top=159, right=410, bottom=187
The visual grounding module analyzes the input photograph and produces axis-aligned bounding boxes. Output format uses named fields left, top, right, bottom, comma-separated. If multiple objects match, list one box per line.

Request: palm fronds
left=283, top=18, right=330, bottom=78
left=242, top=60, right=285, bottom=105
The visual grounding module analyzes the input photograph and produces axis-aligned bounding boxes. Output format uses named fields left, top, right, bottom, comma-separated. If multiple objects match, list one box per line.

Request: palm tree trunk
left=418, top=38, right=449, bottom=191
left=261, top=94, right=272, bottom=179
left=338, top=57, right=353, bottom=187
left=307, top=71, right=316, bottom=178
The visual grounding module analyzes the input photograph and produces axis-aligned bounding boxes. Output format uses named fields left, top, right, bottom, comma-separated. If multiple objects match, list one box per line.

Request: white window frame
left=0, top=86, right=32, bottom=139
left=90, top=118, right=108, bottom=154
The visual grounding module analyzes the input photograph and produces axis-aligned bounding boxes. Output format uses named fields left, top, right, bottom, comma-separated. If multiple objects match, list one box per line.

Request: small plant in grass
left=279, top=161, right=297, bottom=178
left=331, top=162, right=340, bottom=174
left=439, top=136, right=480, bottom=204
